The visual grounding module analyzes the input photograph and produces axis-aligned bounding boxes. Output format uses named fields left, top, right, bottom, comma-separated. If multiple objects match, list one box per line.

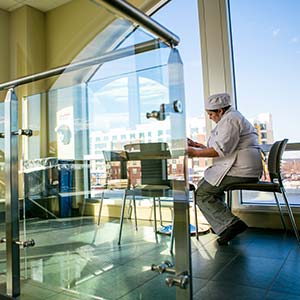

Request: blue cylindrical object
left=58, top=160, right=74, bottom=217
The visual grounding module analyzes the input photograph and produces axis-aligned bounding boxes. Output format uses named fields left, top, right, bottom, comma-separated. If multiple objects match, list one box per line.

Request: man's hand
left=187, top=138, right=206, bottom=148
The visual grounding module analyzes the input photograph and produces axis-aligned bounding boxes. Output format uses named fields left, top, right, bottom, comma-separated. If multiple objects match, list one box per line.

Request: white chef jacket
left=204, top=107, right=263, bottom=186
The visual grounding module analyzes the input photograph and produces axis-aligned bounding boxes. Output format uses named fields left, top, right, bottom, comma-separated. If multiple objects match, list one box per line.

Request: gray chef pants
left=195, top=176, right=258, bottom=235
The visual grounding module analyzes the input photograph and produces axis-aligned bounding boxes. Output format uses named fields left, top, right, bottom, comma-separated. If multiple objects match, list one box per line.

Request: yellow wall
left=9, top=6, right=46, bottom=96
left=0, top=9, right=9, bottom=100
left=45, top=0, right=114, bottom=69
left=45, top=0, right=163, bottom=85
left=1, top=0, right=164, bottom=93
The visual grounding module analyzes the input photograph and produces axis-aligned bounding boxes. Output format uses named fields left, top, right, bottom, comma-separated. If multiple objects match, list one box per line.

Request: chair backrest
left=124, top=142, right=171, bottom=185
left=102, top=150, right=128, bottom=180
left=267, top=139, right=288, bottom=184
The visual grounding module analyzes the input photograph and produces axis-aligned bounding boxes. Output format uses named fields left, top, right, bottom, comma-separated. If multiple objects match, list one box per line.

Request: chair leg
left=226, top=190, right=232, bottom=210
left=118, top=190, right=127, bottom=245
left=153, top=197, right=158, bottom=235
left=193, top=190, right=199, bottom=240
left=273, top=192, right=287, bottom=230
left=158, top=197, right=163, bottom=227
left=133, top=192, right=138, bottom=231
left=81, top=197, right=86, bottom=217
left=97, top=190, right=104, bottom=226
left=281, top=188, right=300, bottom=243
left=170, top=209, right=175, bottom=254
left=127, top=199, right=132, bottom=218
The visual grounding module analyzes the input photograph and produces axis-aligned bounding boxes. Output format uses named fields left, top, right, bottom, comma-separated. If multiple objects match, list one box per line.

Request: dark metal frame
left=4, top=89, right=20, bottom=297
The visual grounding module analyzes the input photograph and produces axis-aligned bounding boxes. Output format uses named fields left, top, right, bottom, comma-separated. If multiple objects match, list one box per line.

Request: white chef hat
left=205, top=93, right=231, bottom=110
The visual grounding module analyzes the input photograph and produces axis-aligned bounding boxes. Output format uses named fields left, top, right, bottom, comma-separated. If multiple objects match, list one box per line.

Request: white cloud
left=290, top=37, right=299, bottom=43
left=272, top=28, right=280, bottom=37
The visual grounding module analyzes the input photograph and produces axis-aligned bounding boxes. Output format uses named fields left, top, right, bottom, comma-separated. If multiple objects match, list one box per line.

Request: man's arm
left=187, top=146, right=219, bottom=158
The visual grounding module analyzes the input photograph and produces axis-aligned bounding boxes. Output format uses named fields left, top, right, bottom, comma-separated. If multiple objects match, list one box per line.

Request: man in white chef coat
left=187, top=93, right=263, bottom=245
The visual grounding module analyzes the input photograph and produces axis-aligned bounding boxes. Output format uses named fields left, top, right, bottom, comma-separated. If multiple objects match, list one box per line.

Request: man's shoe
left=217, top=220, right=248, bottom=246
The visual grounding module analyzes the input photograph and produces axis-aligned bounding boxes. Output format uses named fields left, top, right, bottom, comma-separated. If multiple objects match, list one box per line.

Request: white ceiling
left=0, top=0, right=72, bottom=12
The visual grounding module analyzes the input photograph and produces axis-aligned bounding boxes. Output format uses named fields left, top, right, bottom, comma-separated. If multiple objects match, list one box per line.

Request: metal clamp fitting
left=151, top=260, right=175, bottom=274
left=14, top=239, right=35, bottom=248
left=165, top=272, right=189, bottom=289
left=0, top=128, right=32, bottom=138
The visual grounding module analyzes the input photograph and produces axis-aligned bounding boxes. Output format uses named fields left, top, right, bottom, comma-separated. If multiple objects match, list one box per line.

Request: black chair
left=225, top=139, right=300, bottom=243
left=97, top=150, right=137, bottom=236
left=121, top=143, right=171, bottom=245
left=122, top=142, right=202, bottom=249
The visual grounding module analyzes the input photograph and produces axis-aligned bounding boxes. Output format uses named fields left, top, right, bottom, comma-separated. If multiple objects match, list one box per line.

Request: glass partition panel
left=0, top=1, right=191, bottom=299
left=20, top=41, right=190, bottom=300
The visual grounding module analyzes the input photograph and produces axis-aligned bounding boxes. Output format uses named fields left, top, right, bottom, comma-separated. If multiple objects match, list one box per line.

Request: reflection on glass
left=2, top=0, right=187, bottom=298
left=87, top=48, right=175, bottom=190
left=20, top=38, right=185, bottom=300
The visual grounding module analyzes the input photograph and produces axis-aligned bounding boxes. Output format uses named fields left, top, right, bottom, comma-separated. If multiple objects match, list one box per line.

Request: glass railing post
left=4, top=88, right=20, bottom=297
left=168, top=49, right=192, bottom=299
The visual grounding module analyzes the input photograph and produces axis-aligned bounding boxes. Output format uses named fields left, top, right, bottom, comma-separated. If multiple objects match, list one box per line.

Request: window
left=230, top=0, right=300, bottom=205
left=260, top=124, right=266, bottom=131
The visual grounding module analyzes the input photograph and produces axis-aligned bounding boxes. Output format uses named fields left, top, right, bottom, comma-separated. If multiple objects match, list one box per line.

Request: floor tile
left=193, top=281, right=266, bottom=300
left=265, top=290, right=300, bottom=300
left=73, top=263, right=158, bottom=299
left=118, top=274, right=176, bottom=300
left=20, top=279, right=61, bottom=300
left=192, top=277, right=209, bottom=296
left=286, top=244, right=300, bottom=261
left=235, top=235, right=295, bottom=259
left=212, top=255, right=284, bottom=289
left=269, top=259, right=300, bottom=295
left=191, top=249, right=235, bottom=280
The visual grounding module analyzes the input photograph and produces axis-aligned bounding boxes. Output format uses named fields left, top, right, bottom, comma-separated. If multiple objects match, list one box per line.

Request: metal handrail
left=0, top=39, right=162, bottom=91
left=97, top=0, right=180, bottom=47
left=0, top=0, right=180, bottom=90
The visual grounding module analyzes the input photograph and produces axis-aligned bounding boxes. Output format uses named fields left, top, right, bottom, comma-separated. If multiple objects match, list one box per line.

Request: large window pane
left=230, top=0, right=300, bottom=205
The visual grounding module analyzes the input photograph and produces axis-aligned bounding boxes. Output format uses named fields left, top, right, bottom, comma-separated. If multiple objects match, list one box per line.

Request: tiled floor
left=0, top=217, right=299, bottom=300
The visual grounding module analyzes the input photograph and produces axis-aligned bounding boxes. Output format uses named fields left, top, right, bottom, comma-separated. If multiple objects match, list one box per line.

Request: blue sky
left=153, top=0, right=300, bottom=142
left=153, top=0, right=204, bottom=119
left=230, top=0, right=300, bottom=142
